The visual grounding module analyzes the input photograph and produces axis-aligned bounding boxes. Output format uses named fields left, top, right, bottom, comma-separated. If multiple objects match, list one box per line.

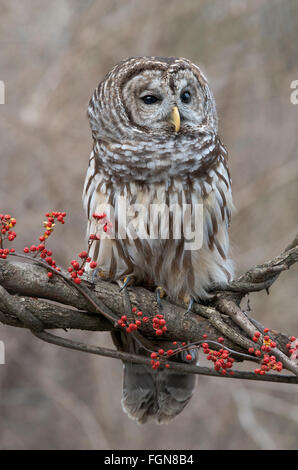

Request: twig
left=32, top=330, right=298, bottom=384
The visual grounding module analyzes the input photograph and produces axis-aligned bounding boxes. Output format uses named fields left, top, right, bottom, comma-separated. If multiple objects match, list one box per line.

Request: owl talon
left=119, top=275, right=134, bottom=292
left=156, top=286, right=166, bottom=310
left=185, top=296, right=195, bottom=314
left=91, top=268, right=100, bottom=284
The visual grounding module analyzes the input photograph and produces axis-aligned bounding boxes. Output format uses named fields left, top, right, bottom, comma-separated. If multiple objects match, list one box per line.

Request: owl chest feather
left=83, top=149, right=233, bottom=300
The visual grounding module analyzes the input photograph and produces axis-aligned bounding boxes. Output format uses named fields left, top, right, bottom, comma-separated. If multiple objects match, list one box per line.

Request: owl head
left=88, top=56, right=218, bottom=142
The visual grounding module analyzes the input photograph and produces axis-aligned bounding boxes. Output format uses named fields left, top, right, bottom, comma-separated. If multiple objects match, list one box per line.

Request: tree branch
left=0, top=234, right=297, bottom=383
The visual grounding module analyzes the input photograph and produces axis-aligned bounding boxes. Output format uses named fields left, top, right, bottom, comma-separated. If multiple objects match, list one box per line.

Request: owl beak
left=169, top=106, right=181, bottom=133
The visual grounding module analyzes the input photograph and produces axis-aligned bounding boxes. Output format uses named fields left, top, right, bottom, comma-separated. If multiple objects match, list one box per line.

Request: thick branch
left=0, top=235, right=297, bottom=382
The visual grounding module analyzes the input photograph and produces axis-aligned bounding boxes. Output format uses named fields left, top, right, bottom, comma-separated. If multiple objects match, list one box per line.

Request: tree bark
left=0, top=234, right=297, bottom=382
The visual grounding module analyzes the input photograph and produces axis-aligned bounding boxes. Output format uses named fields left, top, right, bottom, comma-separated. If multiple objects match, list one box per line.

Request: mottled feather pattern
left=83, top=135, right=233, bottom=300
left=82, top=56, right=234, bottom=422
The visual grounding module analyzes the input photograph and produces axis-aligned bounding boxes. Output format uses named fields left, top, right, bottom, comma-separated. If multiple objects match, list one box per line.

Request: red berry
left=71, top=261, right=80, bottom=270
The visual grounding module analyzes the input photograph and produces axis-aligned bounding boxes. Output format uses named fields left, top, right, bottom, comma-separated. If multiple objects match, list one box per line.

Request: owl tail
left=122, top=361, right=197, bottom=424
left=111, top=331, right=197, bottom=424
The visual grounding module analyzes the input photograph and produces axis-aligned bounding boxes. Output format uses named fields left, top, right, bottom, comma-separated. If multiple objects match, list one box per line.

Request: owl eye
left=180, top=90, right=191, bottom=104
left=141, top=95, right=159, bottom=105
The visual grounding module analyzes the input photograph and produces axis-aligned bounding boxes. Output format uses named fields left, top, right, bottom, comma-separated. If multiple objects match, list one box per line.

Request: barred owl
left=83, top=57, right=233, bottom=423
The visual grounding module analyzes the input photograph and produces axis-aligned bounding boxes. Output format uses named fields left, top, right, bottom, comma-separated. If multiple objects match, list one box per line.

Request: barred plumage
left=83, top=56, right=233, bottom=423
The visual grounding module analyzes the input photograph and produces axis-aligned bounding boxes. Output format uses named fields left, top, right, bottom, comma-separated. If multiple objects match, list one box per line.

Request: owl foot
left=91, top=268, right=106, bottom=283
left=119, top=275, right=134, bottom=292
left=155, top=286, right=166, bottom=310
left=185, top=296, right=195, bottom=314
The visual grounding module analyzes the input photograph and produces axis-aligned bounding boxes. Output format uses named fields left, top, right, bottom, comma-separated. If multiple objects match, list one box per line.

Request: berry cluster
left=0, top=214, right=17, bottom=258
left=39, top=211, right=66, bottom=241
left=286, top=336, right=298, bottom=360
left=201, top=337, right=235, bottom=376
left=152, top=313, right=167, bottom=336
left=248, top=329, right=277, bottom=359
left=22, top=212, right=67, bottom=278
left=149, top=341, right=198, bottom=370
left=67, top=252, right=97, bottom=285
left=117, top=307, right=167, bottom=336
left=0, top=210, right=111, bottom=285
left=254, top=354, right=283, bottom=375
left=91, top=212, right=112, bottom=236
left=0, top=247, right=15, bottom=259
left=26, top=243, right=60, bottom=278
left=24, top=211, right=66, bottom=251
left=66, top=213, right=110, bottom=285
left=248, top=328, right=285, bottom=375
left=150, top=349, right=172, bottom=370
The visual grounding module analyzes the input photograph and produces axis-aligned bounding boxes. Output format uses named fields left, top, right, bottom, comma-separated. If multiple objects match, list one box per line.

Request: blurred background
left=0, top=0, right=297, bottom=450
